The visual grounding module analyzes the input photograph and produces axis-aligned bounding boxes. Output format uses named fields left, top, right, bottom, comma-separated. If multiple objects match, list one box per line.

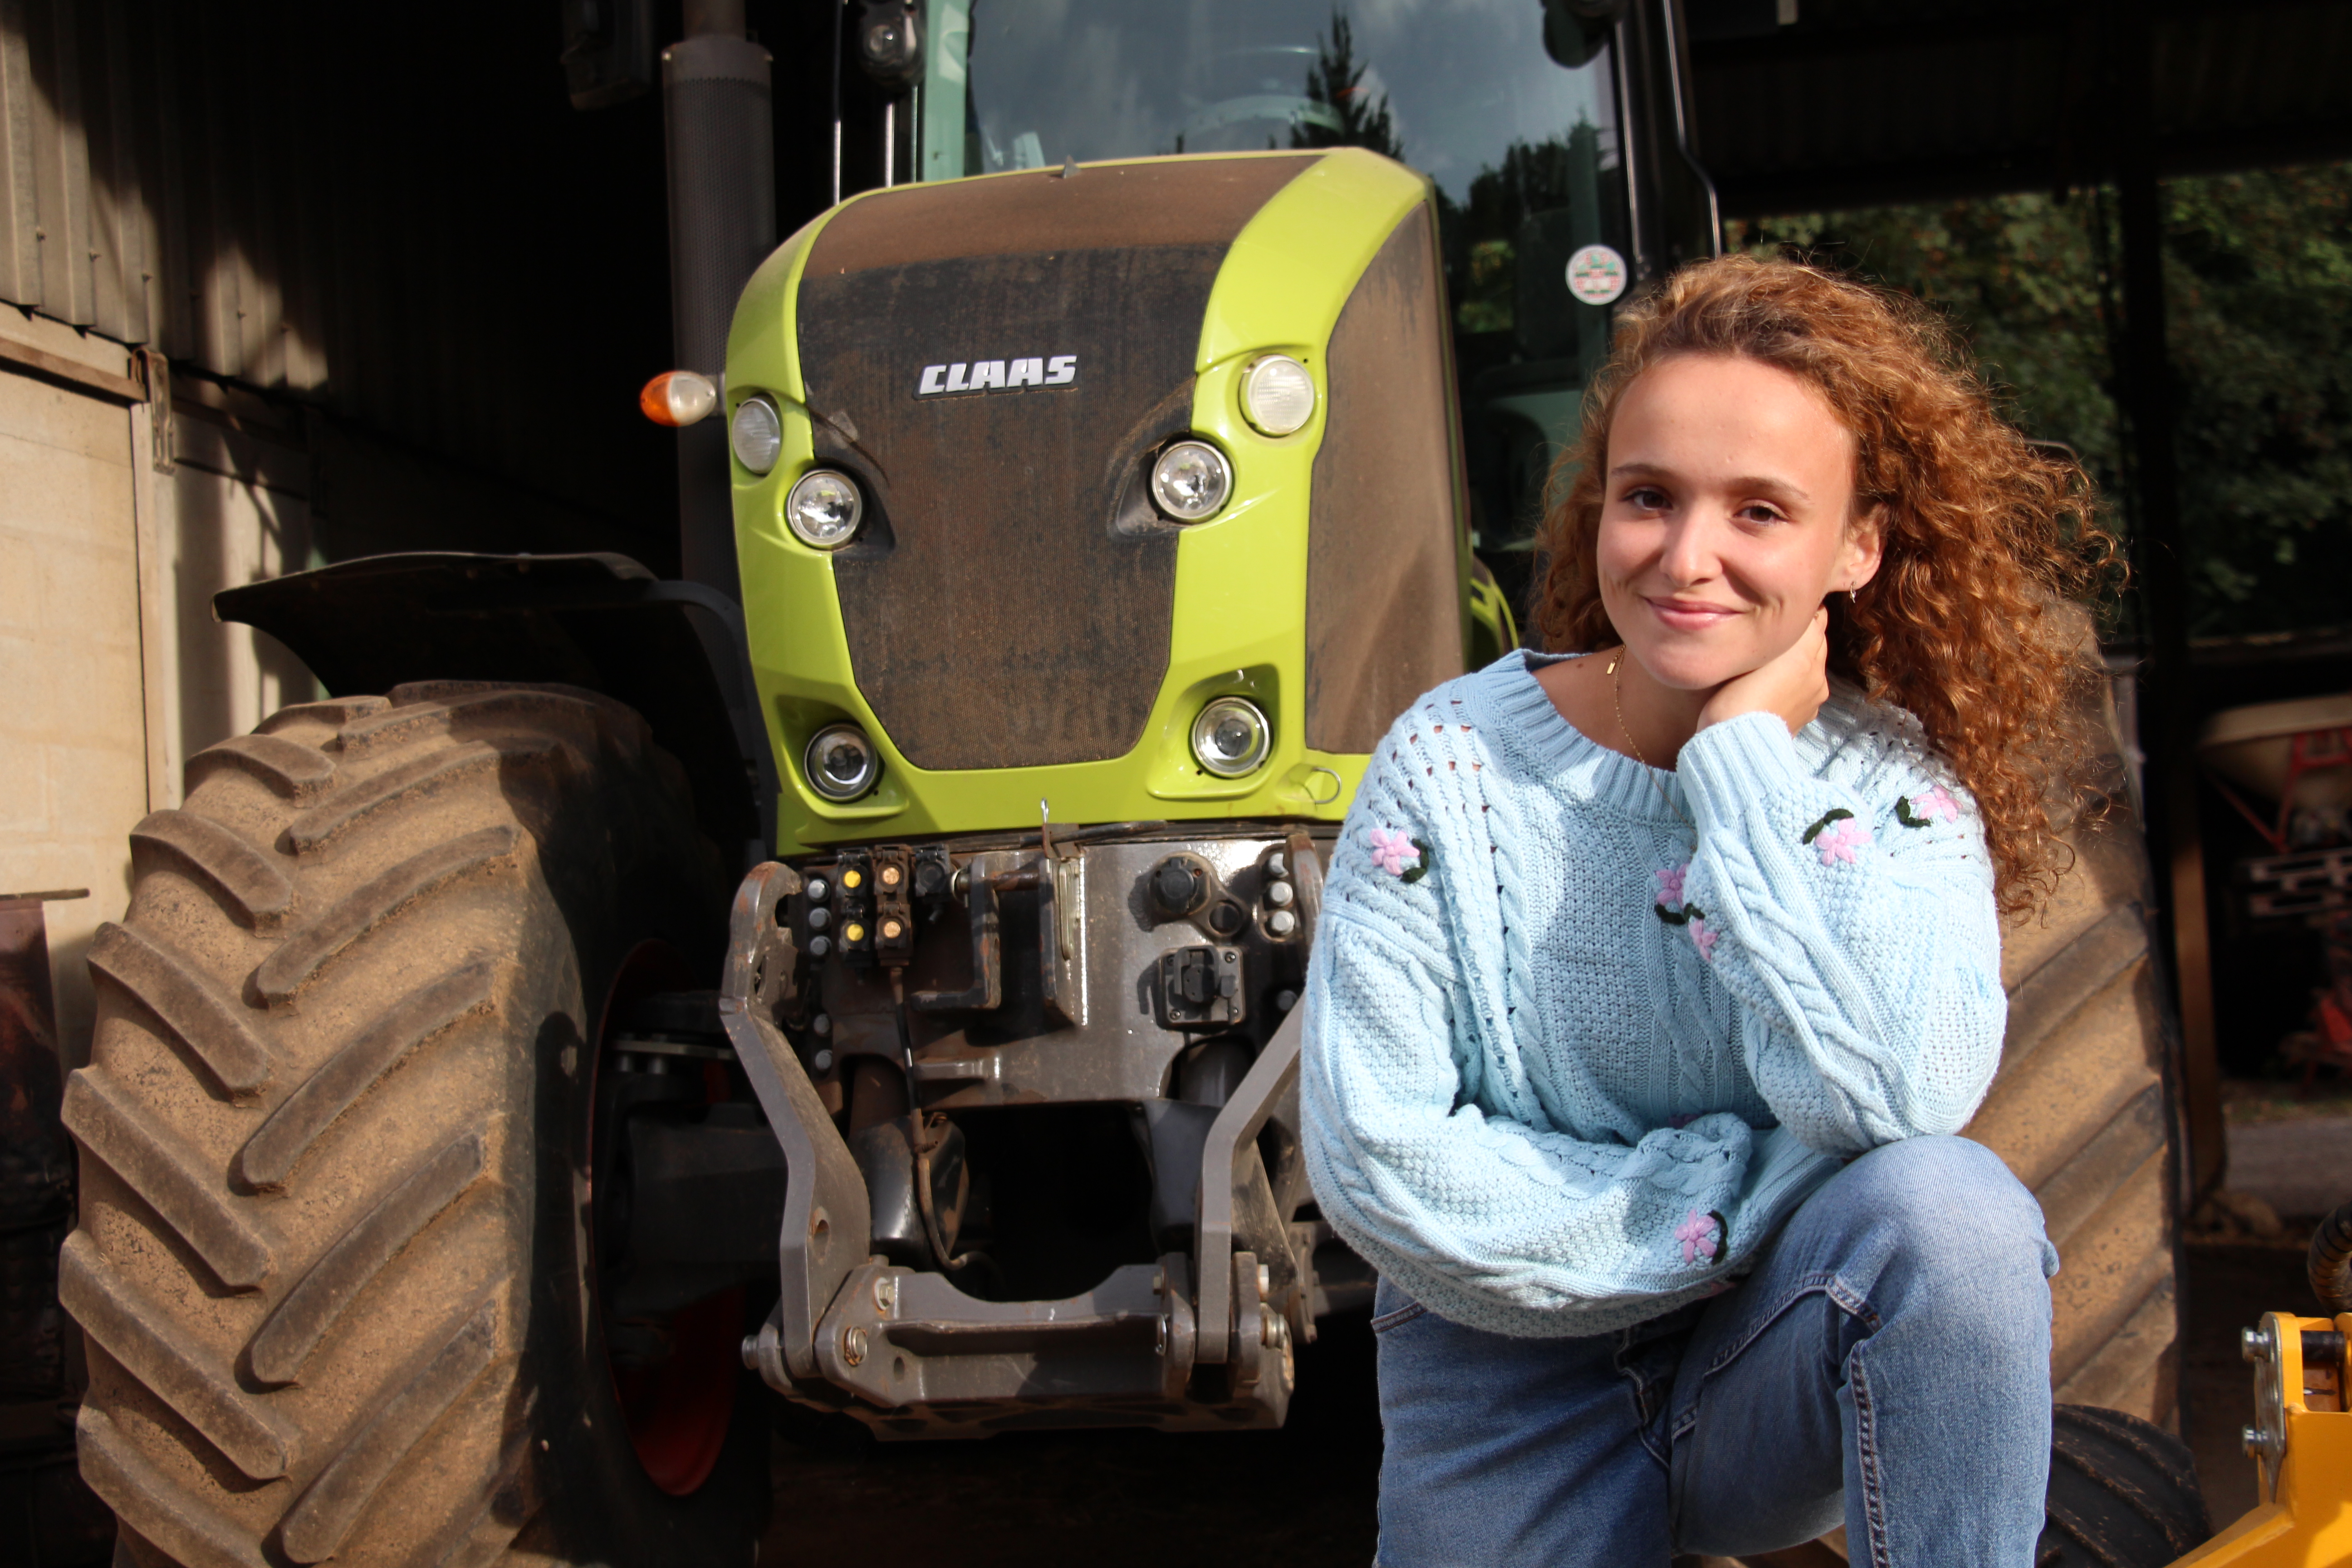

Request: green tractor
left=61, top=4, right=2188, bottom=1563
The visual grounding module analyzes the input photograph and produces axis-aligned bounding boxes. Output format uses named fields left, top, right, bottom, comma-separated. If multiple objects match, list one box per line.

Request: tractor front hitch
left=720, top=862, right=872, bottom=1389
left=723, top=836, right=1320, bottom=1434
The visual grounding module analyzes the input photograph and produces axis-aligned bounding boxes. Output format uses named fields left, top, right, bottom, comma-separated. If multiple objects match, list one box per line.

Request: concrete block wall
left=0, top=314, right=311, bottom=1065
left=0, top=319, right=150, bottom=1062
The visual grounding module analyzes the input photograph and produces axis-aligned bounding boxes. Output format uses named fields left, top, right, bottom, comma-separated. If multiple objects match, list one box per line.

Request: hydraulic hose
left=2309, top=1199, right=2352, bottom=1314
left=913, top=1113, right=986, bottom=1276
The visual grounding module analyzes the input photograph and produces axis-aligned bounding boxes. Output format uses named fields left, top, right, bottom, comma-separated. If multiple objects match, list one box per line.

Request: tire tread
left=87, top=923, right=274, bottom=1098
left=280, top=1298, right=504, bottom=1565
left=1969, top=794, right=2183, bottom=1426
left=62, top=1070, right=275, bottom=1291
left=237, top=959, right=497, bottom=1190
left=249, top=1135, right=487, bottom=1387
left=77, top=1407, right=270, bottom=1568
left=59, top=1235, right=293, bottom=1481
left=183, top=735, right=338, bottom=800
left=2035, top=1403, right=2210, bottom=1567
left=251, top=828, right=518, bottom=1005
left=69, top=682, right=740, bottom=1567
left=285, top=740, right=556, bottom=855
left=129, top=811, right=296, bottom=929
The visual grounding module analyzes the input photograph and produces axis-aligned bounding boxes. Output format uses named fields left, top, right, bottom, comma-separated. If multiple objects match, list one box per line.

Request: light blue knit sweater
left=1302, top=651, right=2007, bottom=1338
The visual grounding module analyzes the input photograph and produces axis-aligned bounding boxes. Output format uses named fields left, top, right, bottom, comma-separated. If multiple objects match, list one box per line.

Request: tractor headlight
left=1191, top=697, right=1270, bottom=778
left=805, top=723, right=880, bottom=801
left=1239, top=354, right=1316, bottom=437
left=1150, top=441, right=1231, bottom=522
left=785, top=468, right=863, bottom=549
left=731, top=395, right=784, bottom=474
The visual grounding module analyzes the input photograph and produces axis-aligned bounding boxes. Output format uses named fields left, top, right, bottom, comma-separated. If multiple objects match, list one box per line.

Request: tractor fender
left=215, top=551, right=777, bottom=862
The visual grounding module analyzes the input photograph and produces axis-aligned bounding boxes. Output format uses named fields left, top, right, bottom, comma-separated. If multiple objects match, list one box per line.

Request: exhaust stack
left=662, top=0, right=774, bottom=599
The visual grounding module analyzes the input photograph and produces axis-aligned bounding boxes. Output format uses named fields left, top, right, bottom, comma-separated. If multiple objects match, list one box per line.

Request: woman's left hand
left=1698, top=607, right=1831, bottom=737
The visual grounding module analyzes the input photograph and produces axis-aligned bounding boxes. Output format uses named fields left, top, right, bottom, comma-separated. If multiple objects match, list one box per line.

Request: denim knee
left=1821, top=1135, right=2058, bottom=1326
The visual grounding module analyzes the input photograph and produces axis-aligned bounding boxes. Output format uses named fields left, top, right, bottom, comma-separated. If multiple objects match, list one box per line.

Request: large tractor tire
left=1961, top=719, right=2187, bottom=1426
left=2035, top=1403, right=2212, bottom=1566
left=63, top=683, right=765, bottom=1568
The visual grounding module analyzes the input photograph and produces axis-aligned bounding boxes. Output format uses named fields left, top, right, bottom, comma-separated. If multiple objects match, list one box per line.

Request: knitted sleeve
left=1676, top=707, right=2006, bottom=1156
left=1300, top=712, right=1820, bottom=1337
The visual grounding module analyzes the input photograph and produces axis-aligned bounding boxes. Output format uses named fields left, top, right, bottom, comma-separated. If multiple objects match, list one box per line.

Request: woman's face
left=1596, top=353, right=1882, bottom=691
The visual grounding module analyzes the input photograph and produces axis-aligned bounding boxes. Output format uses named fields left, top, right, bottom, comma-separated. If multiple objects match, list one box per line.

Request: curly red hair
left=1533, top=254, right=2121, bottom=917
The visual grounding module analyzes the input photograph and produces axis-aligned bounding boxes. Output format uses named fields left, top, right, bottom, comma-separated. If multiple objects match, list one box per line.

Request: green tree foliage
left=1449, top=129, right=1608, bottom=334
left=1728, top=165, right=2352, bottom=638
left=1461, top=136, right=1592, bottom=245
left=1291, top=11, right=1403, bottom=161
left=1725, top=195, right=2126, bottom=530
left=2164, top=167, right=2352, bottom=634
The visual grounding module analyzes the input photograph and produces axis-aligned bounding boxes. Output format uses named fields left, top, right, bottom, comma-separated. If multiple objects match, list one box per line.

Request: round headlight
left=730, top=395, right=784, bottom=474
left=1239, top=354, right=1316, bottom=437
left=785, top=468, right=863, bottom=549
left=804, top=723, right=880, bottom=801
left=1150, top=441, right=1232, bottom=522
left=1191, top=697, right=1270, bottom=779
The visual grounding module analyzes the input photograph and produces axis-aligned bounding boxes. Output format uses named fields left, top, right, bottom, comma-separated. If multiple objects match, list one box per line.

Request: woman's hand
left=1698, top=607, right=1831, bottom=737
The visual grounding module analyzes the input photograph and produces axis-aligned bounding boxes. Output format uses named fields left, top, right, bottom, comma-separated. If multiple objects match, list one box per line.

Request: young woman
left=1302, top=254, right=2117, bottom=1567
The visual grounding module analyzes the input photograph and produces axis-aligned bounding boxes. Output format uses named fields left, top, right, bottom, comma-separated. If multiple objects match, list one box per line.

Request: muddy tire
left=2035, top=1404, right=2211, bottom=1566
left=63, top=683, right=764, bottom=1568
left=1962, top=710, right=2187, bottom=1425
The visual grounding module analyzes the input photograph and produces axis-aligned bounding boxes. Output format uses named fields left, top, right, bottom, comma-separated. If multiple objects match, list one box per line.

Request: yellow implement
left=2173, top=1313, right=2352, bottom=1567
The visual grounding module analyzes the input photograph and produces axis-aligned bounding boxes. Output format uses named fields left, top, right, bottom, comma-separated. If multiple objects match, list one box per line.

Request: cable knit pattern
left=1302, top=651, right=2006, bottom=1338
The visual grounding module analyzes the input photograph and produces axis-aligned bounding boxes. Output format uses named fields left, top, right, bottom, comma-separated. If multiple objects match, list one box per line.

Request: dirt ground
left=760, top=1222, right=2324, bottom=1565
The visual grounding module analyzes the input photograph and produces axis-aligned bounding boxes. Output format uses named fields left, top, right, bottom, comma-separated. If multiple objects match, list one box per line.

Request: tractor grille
left=796, top=156, right=1314, bottom=773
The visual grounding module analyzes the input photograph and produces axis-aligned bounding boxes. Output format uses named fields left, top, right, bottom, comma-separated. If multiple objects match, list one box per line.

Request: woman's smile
left=1640, top=594, right=1743, bottom=633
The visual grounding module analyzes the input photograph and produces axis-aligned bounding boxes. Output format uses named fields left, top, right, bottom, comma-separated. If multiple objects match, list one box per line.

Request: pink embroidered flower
left=1674, top=1209, right=1721, bottom=1264
left=1914, top=786, right=1960, bottom=824
left=1368, top=827, right=1416, bottom=877
left=1813, top=818, right=1872, bottom=866
left=1654, top=862, right=1689, bottom=907
left=1690, top=917, right=1719, bottom=961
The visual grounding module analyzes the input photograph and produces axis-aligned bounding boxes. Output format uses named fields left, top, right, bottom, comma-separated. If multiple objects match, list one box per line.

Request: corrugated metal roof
left=0, top=0, right=315, bottom=386
left=1692, top=0, right=2352, bottom=214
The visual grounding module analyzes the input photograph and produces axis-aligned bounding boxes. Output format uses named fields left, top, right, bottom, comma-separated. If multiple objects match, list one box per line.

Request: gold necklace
left=1607, top=651, right=1694, bottom=831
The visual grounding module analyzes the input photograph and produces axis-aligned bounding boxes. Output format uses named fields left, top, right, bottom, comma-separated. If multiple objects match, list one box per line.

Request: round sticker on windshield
left=1567, top=244, right=1629, bottom=307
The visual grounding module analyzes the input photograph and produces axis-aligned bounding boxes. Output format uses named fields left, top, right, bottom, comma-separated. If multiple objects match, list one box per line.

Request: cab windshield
left=916, top=0, right=1631, bottom=572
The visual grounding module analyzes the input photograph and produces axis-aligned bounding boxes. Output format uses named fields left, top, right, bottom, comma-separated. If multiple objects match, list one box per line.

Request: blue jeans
left=1371, top=1135, right=2059, bottom=1568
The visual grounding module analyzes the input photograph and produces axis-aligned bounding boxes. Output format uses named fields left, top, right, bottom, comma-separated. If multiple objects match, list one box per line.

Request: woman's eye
left=1738, top=504, right=1787, bottom=525
left=1626, top=486, right=1669, bottom=511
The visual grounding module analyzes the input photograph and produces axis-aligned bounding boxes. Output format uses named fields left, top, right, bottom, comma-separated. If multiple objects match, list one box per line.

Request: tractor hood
left=790, top=156, right=1314, bottom=774
left=725, top=149, right=1471, bottom=851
